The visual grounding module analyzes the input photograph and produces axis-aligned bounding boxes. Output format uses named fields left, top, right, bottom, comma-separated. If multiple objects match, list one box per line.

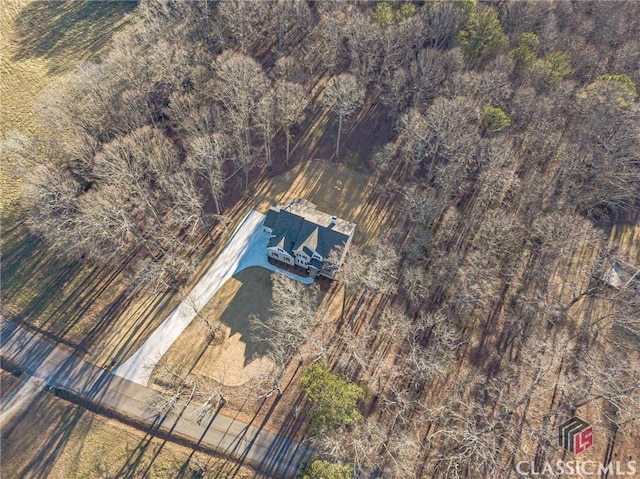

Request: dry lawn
left=153, top=267, right=278, bottom=388
left=252, top=159, right=396, bottom=246
left=0, top=0, right=135, bottom=212
left=0, top=386, right=262, bottom=479
left=154, top=266, right=335, bottom=389
left=149, top=267, right=342, bottom=437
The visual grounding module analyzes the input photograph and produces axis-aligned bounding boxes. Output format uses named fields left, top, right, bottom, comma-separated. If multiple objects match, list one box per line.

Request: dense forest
left=3, top=1, right=640, bottom=478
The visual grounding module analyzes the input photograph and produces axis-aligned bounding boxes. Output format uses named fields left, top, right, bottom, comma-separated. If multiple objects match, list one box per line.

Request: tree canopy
left=301, top=362, right=366, bottom=429
left=299, top=459, right=353, bottom=479
left=457, top=8, right=508, bottom=65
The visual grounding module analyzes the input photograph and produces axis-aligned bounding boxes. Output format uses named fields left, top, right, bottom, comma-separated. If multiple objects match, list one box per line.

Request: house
left=262, top=199, right=356, bottom=280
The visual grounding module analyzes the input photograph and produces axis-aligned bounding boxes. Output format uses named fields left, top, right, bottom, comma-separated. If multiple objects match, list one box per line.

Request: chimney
left=330, top=216, right=337, bottom=226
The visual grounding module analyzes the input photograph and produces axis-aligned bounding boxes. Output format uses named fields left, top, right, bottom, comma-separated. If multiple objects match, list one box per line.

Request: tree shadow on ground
left=0, top=390, right=89, bottom=479
left=11, top=0, right=137, bottom=74
left=218, top=268, right=275, bottom=366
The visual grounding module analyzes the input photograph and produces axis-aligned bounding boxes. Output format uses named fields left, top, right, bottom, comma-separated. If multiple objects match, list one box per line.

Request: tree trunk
left=264, top=128, right=271, bottom=166
left=209, top=176, right=221, bottom=215
left=200, top=213, right=215, bottom=243
left=336, top=114, right=343, bottom=158
left=244, top=120, right=252, bottom=150
left=285, top=128, right=291, bottom=163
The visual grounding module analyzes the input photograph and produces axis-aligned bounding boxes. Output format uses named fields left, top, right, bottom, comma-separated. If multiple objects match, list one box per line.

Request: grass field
left=0, top=0, right=135, bottom=211
left=0, top=375, right=261, bottom=479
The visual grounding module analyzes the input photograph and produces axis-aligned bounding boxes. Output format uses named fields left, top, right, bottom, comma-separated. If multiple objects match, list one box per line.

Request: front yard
left=150, top=267, right=278, bottom=388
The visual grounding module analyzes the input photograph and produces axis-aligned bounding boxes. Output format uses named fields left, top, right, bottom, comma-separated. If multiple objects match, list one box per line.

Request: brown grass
left=0, top=386, right=262, bottom=479
left=152, top=267, right=278, bottom=388
left=251, top=159, right=395, bottom=246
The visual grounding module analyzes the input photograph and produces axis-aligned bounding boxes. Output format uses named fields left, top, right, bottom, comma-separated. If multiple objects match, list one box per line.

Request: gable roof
left=267, top=234, right=287, bottom=250
left=263, top=200, right=355, bottom=261
left=294, top=225, right=319, bottom=253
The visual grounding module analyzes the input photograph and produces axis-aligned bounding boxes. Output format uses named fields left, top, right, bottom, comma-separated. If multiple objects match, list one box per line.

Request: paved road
left=0, top=318, right=308, bottom=478
left=114, top=209, right=313, bottom=386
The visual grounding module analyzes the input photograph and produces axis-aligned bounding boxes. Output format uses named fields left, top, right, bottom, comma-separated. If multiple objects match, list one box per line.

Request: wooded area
left=2, top=1, right=639, bottom=478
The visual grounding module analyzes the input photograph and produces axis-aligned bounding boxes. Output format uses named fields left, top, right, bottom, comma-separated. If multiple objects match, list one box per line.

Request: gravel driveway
left=113, top=210, right=313, bottom=386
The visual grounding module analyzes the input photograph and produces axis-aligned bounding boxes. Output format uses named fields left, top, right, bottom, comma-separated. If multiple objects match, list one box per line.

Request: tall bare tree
left=213, top=52, right=268, bottom=186
left=250, top=273, right=319, bottom=393
left=274, top=80, right=308, bottom=163
left=256, top=90, right=276, bottom=166
left=322, top=74, right=365, bottom=157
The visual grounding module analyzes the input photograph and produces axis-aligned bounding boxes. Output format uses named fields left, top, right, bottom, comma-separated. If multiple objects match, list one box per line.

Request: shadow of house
left=217, top=267, right=324, bottom=367
left=217, top=268, right=275, bottom=366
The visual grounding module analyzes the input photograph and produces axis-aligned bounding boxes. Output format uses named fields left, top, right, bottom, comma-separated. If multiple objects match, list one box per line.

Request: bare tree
left=213, top=52, right=268, bottom=186
left=307, top=11, right=348, bottom=76
left=328, top=245, right=367, bottom=324
left=251, top=273, right=319, bottom=386
left=256, top=90, right=276, bottom=166
left=186, top=133, right=227, bottom=216
left=274, top=80, right=308, bottom=163
left=361, top=241, right=400, bottom=296
left=322, top=74, right=365, bottom=157
left=344, top=11, right=381, bottom=83
left=150, top=358, right=226, bottom=422
left=215, top=0, right=265, bottom=53
left=561, top=78, right=640, bottom=219
left=21, top=163, right=81, bottom=255
left=316, top=418, right=387, bottom=477
left=185, top=295, right=222, bottom=344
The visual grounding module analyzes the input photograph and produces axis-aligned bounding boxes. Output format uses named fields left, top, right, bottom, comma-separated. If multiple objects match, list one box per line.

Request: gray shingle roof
left=264, top=206, right=352, bottom=259
left=309, top=258, right=323, bottom=269
left=263, top=209, right=279, bottom=230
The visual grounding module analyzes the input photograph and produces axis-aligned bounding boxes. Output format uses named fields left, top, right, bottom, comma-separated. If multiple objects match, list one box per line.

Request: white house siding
left=295, top=251, right=310, bottom=267
left=268, top=247, right=294, bottom=265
